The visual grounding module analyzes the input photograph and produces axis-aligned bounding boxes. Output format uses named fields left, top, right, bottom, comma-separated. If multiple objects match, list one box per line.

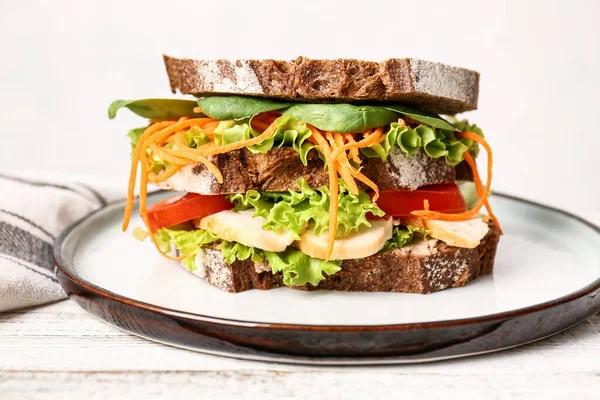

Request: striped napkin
left=0, top=173, right=120, bottom=312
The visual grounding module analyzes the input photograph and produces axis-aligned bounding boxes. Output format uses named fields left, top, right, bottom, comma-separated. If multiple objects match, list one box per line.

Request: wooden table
left=1, top=300, right=599, bottom=399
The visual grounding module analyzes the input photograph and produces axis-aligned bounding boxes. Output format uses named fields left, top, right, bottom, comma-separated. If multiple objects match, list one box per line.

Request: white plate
left=55, top=192, right=600, bottom=364
left=69, top=194, right=600, bottom=325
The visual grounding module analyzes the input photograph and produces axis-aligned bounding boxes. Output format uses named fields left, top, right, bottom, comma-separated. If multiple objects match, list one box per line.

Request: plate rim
left=54, top=191, right=600, bottom=331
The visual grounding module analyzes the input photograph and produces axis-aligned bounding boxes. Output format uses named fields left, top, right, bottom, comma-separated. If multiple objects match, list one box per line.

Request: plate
left=54, top=192, right=600, bottom=365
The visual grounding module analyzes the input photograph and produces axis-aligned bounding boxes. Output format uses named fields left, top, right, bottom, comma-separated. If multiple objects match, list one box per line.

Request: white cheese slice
left=424, top=217, right=489, bottom=248
left=198, top=209, right=294, bottom=252
left=294, top=218, right=394, bottom=260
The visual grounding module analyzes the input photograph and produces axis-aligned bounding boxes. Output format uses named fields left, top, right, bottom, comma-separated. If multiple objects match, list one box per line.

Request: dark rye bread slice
left=163, top=55, right=480, bottom=115
left=188, top=226, right=500, bottom=293
left=159, top=147, right=472, bottom=195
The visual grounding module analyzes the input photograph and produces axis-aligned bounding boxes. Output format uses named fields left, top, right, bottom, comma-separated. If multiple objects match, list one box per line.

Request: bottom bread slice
left=187, top=227, right=500, bottom=294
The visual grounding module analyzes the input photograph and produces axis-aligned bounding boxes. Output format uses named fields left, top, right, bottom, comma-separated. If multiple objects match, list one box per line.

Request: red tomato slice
left=375, top=183, right=467, bottom=217
left=147, top=193, right=234, bottom=230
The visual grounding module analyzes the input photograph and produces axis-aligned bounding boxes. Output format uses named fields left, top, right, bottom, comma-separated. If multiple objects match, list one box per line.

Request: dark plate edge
left=53, top=191, right=600, bottom=332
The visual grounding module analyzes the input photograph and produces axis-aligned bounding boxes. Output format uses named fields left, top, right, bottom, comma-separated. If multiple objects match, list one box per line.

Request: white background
left=1, top=0, right=598, bottom=215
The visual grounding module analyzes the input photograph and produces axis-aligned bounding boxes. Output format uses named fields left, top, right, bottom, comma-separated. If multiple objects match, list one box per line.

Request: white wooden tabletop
left=0, top=300, right=598, bottom=399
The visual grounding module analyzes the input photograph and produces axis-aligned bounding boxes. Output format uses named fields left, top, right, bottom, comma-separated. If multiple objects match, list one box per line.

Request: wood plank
left=1, top=301, right=598, bottom=374
left=2, top=370, right=600, bottom=400
left=1, top=301, right=598, bottom=399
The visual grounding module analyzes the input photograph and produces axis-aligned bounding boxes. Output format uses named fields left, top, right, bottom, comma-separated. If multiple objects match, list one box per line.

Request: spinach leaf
left=282, top=104, right=398, bottom=133
left=108, top=99, right=199, bottom=120
left=384, top=104, right=457, bottom=131
left=198, top=96, right=291, bottom=120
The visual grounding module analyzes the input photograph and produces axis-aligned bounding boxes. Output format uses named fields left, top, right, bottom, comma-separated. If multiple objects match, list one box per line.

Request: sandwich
left=109, top=56, right=502, bottom=294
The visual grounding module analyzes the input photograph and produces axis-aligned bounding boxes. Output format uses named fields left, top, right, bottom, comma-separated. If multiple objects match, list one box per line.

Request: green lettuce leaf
left=212, top=115, right=317, bottom=165
left=127, top=127, right=145, bottom=153
left=219, top=241, right=265, bottom=264
left=155, top=227, right=341, bottom=287
left=108, top=99, right=199, bottom=120
left=264, top=248, right=342, bottom=286
left=382, top=225, right=428, bottom=252
left=215, top=240, right=341, bottom=287
left=229, top=179, right=384, bottom=240
left=154, top=227, right=219, bottom=271
left=183, top=126, right=211, bottom=148
left=361, top=120, right=483, bottom=166
left=447, top=118, right=484, bottom=158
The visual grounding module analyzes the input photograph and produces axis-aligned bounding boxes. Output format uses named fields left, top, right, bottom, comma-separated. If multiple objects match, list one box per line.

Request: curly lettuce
left=448, top=118, right=484, bottom=158
left=360, top=120, right=482, bottom=166
left=120, top=98, right=484, bottom=169
left=220, top=241, right=265, bottom=264
left=155, top=223, right=425, bottom=286
left=155, top=227, right=341, bottom=287
left=264, top=248, right=341, bottom=286
left=229, top=179, right=384, bottom=240
left=183, top=126, right=211, bottom=148
left=152, top=219, right=427, bottom=286
left=127, top=127, right=145, bottom=154
left=382, top=225, right=428, bottom=252
left=220, top=241, right=341, bottom=286
left=213, top=114, right=317, bottom=165
left=154, top=227, right=219, bottom=271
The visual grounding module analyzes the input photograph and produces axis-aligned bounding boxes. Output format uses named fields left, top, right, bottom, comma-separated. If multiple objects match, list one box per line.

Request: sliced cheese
left=425, top=217, right=489, bottom=249
left=198, top=209, right=294, bottom=252
left=294, top=218, right=393, bottom=260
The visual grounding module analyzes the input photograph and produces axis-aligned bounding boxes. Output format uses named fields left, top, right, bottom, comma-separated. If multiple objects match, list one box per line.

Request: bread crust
left=163, top=56, right=479, bottom=115
left=187, top=226, right=500, bottom=294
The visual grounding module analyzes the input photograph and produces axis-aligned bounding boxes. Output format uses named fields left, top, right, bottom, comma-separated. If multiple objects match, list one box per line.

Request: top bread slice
left=163, top=55, right=480, bottom=115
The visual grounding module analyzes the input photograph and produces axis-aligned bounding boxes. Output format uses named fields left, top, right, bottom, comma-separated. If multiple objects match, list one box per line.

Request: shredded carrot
left=123, top=118, right=216, bottom=231
left=123, top=117, right=279, bottom=242
left=166, top=134, right=224, bottom=183
left=193, top=107, right=202, bottom=113
left=306, top=134, right=319, bottom=145
left=164, top=140, right=223, bottom=183
left=139, top=147, right=185, bottom=261
left=122, top=120, right=175, bottom=231
left=124, top=108, right=501, bottom=267
left=200, top=121, right=219, bottom=135
left=350, top=170, right=380, bottom=201
left=463, top=152, right=503, bottom=234
left=309, top=126, right=332, bottom=159
left=149, top=143, right=192, bottom=165
left=412, top=131, right=502, bottom=234
left=344, top=135, right=361, bottom=163
left=208, top=120, right=278, bottom=156
left=308, top=127, right=338, bottom=260
left=328, top=128, right=383, bottom=162
left=147, top=164, right=184, bottom=184
left=306, top=127, right=387, bottom=259
left=330, top=133, right=359, bottom=195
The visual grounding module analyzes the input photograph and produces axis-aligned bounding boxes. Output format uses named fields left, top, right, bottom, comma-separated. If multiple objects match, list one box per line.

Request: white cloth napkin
left=0, top=172, right=121, bottom=312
